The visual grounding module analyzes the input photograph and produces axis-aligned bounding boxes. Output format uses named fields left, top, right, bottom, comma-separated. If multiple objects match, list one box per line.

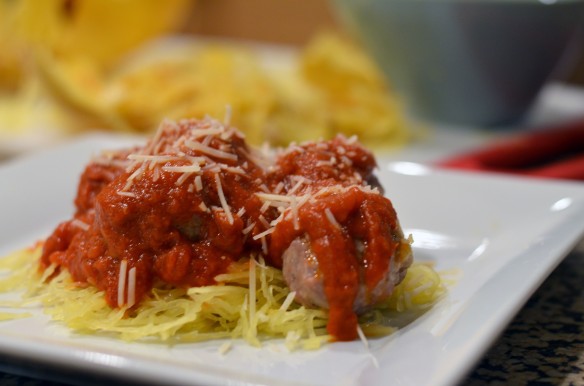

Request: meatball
left=282, top=231, right=413, bottom=314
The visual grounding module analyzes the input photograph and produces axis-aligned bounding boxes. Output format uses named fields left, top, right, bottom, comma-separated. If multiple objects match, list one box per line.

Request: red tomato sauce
left=40, top=118, right=405, bottom=341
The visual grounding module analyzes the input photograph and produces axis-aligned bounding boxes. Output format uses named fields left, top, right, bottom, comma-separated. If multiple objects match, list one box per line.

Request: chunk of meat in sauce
left=282, top=233, right=412, bottom=314
left=264, top=138, right=411, bottom=341
left=41, top=119, right=269, bottom=308
left=269, top=185, right=410, bottom=341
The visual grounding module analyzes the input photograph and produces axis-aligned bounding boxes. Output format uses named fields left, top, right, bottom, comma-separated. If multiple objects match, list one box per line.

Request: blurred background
left=1, top=0, right=584, bottom=159
left=2, top=3, right=584, bottom=386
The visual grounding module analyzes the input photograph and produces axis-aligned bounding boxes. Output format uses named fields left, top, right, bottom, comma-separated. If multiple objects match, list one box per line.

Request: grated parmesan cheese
left=185, top=140, right=238, bottom=162
left=71, top=219, right=90, bottom=231
left=198, top=202, right=209, bottom=212
left=242, top=222, right=256, bottom=235
left=127, top=267, right=137, bottom=308
left=194, top=175, right=203, bottom=192
left=324, top=208, right=341, bottom=229
left=117, top=260, right=128, bottom=307
left=215, top=173, right=234, bottom=225
left=117, top=191, right=137, bottom=198
left=252, top=227, right=275, bottom=241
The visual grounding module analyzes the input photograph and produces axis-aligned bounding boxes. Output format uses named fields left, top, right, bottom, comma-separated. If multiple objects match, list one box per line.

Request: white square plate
left=1, top=134, right=583, bottom=386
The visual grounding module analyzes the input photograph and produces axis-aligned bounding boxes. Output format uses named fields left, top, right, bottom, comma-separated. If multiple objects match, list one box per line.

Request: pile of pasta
left=0, top=244, right=444, bottom=349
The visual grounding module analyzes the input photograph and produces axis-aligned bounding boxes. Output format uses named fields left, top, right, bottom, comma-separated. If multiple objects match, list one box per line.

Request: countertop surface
left=467, top=240, right=584, bottom=386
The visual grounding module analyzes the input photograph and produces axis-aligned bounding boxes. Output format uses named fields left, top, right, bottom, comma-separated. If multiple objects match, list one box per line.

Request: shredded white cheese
left=324, top=208, right=341, bottom=229
left=194, top=175, right=203, bottom=192
left=127, top=267, right=137, bottom=308
left=242, top=222, right=256, bottom=235
left=117, top=191, right=137, bottom=198
left=185, top=140, right=238, bottom=162
left=252, top=227, right=275, bottom=241
left=117, top=260, right=128, bottom=307
left=215, top=173, right=234, bottom=225
left=71, top=219, right=90, bottom=231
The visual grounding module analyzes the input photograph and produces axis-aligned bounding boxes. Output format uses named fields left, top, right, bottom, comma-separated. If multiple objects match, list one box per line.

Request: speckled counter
left=464, top=240, right=584, bottom=386
left=1, top=241, right=583, bottom=386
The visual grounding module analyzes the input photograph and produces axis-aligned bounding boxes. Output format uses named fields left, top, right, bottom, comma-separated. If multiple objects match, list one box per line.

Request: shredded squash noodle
left=0, top=244, right=445, bottom=349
